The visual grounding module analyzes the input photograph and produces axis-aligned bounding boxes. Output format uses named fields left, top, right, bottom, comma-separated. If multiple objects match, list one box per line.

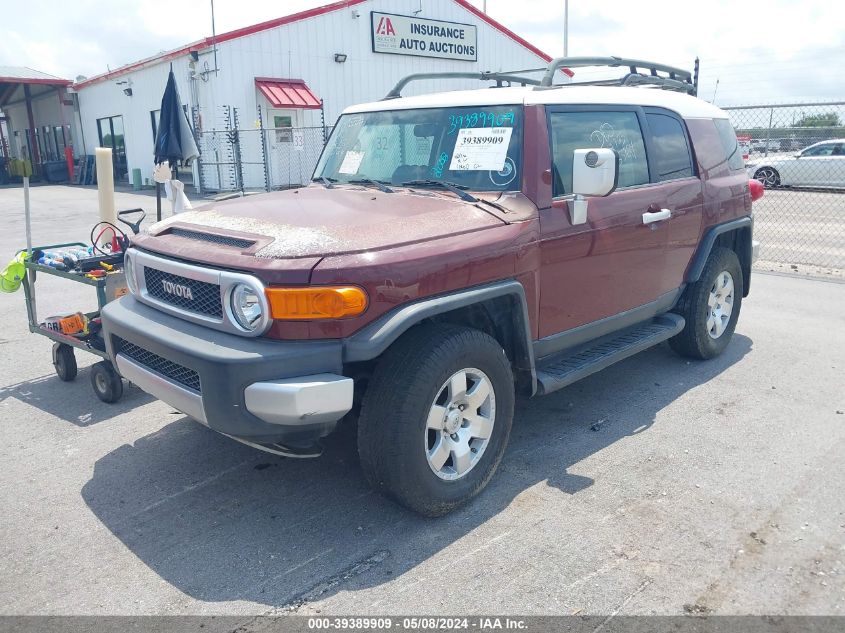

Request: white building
left=72, top=0, right=552, bottom=192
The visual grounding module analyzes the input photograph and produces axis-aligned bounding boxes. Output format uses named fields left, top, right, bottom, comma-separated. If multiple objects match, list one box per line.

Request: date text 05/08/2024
left=307, top=617, right=528, bottom=630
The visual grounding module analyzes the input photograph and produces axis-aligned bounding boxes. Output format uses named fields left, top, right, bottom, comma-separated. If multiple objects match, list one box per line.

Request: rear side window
left=549, top=111, right=649, bottom=195
left=645, top=113, right=693, bottom=181
left=714, top=119, right=745, bottom=172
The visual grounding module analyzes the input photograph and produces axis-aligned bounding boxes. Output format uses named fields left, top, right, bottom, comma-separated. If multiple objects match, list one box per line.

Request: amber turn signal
left=265, top=286, right=368, bottom=320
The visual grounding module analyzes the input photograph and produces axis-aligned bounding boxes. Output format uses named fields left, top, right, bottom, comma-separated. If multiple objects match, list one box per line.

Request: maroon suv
left=102, top=58, right=762, bottom=516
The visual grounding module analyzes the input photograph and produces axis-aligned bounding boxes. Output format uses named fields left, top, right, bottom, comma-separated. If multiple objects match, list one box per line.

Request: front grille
left=116, top=337, right=201, bottom=393
left=168, top=228, right=255, bottom=249
left=144, top=267, right=223, bottom=318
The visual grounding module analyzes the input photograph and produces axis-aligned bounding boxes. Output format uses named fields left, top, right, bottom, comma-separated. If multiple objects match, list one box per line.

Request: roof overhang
left=0, top=79, right=70, bottom=108
left=256, top=78, right=322, bottom=109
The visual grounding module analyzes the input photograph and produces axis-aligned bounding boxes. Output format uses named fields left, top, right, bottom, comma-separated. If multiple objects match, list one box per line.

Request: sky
left=1, top=0, right=842, bottom=106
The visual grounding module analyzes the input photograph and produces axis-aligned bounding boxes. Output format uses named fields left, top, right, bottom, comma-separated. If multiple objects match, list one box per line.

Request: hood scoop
left=167, top=228, right=256, bottom=249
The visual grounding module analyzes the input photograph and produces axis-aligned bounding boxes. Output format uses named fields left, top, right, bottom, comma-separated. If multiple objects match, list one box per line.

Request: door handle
left=642, top=208, right=672, bottom=224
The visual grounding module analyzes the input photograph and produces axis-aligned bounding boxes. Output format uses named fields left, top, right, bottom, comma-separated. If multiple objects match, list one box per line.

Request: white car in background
left=748, top=139, right=844, bottom=188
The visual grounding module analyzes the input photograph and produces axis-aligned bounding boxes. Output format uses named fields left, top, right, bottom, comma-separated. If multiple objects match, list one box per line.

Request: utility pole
left=563, top=0, right=569, bottom=56
left=211, top=0, right=219, bottom=75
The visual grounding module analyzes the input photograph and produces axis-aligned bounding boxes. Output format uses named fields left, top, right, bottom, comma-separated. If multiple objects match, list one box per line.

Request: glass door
left=97, top=115, right=128, bottom=182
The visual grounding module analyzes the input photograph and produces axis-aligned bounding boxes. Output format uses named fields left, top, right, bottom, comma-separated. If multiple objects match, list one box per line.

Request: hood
left=135, top=185, right=506, bottom=283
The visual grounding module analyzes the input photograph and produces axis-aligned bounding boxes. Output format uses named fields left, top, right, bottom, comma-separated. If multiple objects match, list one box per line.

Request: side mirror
left=569, top=148, right=619, bottom=225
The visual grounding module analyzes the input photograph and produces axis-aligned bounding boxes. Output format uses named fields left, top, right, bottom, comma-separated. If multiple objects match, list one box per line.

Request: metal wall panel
left=75, top=0, right=550, bottom=187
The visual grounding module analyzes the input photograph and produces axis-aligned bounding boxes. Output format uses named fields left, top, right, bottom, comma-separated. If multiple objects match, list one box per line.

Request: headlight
left=230, top=283, right=264, bottom=331
left=124, top=251, right=138, bottom=295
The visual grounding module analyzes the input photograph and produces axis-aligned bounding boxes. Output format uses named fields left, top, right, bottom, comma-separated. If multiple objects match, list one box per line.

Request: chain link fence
left=196, top=105, right=330, bottom=194
left=723, top=101, right=845, bottom=273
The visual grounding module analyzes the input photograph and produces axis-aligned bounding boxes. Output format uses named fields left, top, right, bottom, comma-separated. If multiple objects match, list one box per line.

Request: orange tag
left=58, top=313, right=86, bottom=335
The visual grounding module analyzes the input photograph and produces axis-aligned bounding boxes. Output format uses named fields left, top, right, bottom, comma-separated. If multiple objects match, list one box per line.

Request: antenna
left=712, top=78, right=719, bottom=104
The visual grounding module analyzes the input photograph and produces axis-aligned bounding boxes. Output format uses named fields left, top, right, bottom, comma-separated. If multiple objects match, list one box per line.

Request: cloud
left=0, top=0, right=840, bottom=104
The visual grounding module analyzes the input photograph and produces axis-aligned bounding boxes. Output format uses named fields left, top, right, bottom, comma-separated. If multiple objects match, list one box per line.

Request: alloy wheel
left=707, top=271, right=734, bottom=339
left=425, top=368, right=496, bottom=481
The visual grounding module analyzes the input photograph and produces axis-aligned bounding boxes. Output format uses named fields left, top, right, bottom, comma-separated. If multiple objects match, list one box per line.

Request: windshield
left=314, top=105, right=523, bottom=192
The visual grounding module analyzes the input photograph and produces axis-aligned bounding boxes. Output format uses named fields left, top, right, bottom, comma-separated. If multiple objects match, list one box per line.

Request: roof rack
left=384, top=72, right=542, bottom=100
left=540, top=57, right=696, bottom=94
left=383, top=57, right=698, bottom=101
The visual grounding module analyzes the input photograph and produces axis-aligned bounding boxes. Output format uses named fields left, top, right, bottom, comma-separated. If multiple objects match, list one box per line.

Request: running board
left=535, top=314, right=685, bottom=396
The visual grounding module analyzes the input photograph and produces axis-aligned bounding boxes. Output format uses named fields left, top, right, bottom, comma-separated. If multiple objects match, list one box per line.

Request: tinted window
left=802, top=144, right=835, bottom=157
left=549, top=111, right=649, bottom=196
left=646, top=113, right=693, bottom=180
left=713, top=119, right=745, bottom=171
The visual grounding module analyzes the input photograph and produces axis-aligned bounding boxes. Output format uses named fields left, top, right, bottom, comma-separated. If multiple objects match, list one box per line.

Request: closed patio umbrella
left=153, top=65, right=199, bottom=220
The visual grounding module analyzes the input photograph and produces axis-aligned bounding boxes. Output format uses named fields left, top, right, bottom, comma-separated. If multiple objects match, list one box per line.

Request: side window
left=549, top=111, right=649, bottom=196
left=713, top=119, right=745, bottom=172
left=802, top=144, right=834, bottom=157
left=645, top=113, right=693, bottom=181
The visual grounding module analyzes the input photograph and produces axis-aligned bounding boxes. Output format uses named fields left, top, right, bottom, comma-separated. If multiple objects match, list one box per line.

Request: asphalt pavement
left=0, top=185, right=843, bottom=616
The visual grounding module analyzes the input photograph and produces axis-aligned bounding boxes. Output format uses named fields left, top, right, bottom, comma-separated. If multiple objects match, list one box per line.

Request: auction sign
left=371, top=12, right=477, bottom=61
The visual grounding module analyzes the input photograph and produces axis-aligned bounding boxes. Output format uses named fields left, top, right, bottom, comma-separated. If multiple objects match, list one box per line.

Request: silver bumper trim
left=116, top=353, right=352, bottom=429
left=115, top=354, right=207, bottom=424
left=244, top=374, right=354, bottom=426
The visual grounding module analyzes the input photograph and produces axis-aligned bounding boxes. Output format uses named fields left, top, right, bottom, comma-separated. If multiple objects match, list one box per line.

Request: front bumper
left=102, top=296, right=353, bottom=445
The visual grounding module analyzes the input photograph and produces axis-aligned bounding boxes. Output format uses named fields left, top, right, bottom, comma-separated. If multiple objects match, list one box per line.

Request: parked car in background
left=737, top=134, right=751, bottom=161
left=748, top=139, right=844, bottom=188
left=751, top=138, right=780, bottom=153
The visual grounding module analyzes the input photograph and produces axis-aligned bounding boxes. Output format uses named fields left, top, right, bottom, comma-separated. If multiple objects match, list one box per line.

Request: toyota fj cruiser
left=102, top=57, right=763, bottom=516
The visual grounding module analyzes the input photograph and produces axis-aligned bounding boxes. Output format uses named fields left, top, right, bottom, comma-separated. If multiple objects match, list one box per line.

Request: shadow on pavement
left=81, top=335, right=752, bottom=608
left=0, top=370, right=155, bottom=426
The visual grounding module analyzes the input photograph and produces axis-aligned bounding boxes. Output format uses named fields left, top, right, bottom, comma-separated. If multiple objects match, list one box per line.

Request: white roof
left=343, top=85, right=728, bottom=120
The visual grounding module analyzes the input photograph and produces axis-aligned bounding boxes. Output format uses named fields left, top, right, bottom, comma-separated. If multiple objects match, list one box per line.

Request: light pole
left=563, top=0, right=569, bottom=56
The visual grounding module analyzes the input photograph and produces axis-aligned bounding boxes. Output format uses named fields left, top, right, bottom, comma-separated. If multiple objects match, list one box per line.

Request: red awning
left=255, top=78, right=322, bottom=109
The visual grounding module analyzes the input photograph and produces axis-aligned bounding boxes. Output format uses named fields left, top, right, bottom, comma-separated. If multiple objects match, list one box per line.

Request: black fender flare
left=686, top=216, right=753, bottom=296
left=343, top=280, right=537, bottom=392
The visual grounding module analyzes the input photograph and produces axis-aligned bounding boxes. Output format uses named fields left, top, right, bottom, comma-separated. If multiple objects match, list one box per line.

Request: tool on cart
left=44, top=312, right=90, bottom=336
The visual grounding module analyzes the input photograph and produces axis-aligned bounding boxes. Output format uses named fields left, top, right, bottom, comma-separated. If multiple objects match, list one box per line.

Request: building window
left=273, top=115, right=293, bottom=143
left=97, top=115, right=128, bottom=181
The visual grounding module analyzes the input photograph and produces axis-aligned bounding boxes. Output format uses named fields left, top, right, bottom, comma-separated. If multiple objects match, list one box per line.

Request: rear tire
left=670, top=247, right=743, bottom=360
left=52, top=343, right=77, bottom=382
left=357, top=323, right=514, bottom=516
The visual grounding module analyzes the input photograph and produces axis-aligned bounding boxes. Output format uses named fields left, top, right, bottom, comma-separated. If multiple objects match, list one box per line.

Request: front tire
left=52, top=343, right=78, bottom=382
left=90, top=361, right=124, bottom=403
left=670, top=247, right=743, bottom=360
left=357, top=323, right=514, bottom=516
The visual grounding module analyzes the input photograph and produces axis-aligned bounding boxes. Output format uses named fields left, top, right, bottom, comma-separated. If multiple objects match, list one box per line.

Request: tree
left=793, top=112, right=841, bottom=127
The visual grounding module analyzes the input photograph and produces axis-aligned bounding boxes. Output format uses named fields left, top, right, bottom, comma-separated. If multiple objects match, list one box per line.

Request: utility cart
left=19, top=209, right=146, bottom=403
